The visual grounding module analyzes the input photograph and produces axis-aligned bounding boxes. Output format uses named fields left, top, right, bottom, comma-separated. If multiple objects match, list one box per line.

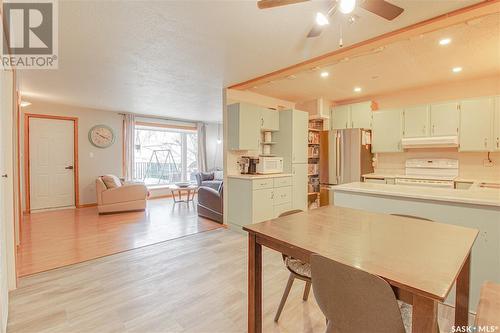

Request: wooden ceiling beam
left=228, top=0, right=500, bottom=90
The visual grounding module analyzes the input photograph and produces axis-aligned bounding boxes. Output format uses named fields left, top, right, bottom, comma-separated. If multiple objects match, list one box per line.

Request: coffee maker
left=238, top=156, right=259, bottom=174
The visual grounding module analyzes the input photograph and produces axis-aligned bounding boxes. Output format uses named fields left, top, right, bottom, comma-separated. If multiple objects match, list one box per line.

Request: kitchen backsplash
left=374, top=150, right=500, bottom=181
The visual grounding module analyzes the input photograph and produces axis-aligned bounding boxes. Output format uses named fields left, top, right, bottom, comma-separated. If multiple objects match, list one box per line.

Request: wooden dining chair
left=310, top=254, right=413, bottom=333
left=274, top=209, right=310, bottom=322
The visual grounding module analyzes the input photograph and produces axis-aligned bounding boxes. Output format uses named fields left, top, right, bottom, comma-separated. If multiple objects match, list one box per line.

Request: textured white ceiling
left=19, top=0, right=481, bottom=121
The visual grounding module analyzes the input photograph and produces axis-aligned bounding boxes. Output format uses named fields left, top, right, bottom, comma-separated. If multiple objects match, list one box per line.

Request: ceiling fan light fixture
left=339, top=0, right=356, bottom=14
left=452, top=67, right=463, bottom=73
left=315, top=12, right=329, bottom=26
left=320, top=71, right=329, bottom=78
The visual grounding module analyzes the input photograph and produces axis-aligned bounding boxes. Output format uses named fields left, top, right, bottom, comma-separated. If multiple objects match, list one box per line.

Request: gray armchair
left=197, top=183, right=223, bottom=223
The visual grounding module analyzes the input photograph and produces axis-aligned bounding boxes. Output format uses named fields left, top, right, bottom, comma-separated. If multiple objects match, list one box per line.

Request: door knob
left=65, top=166, right=74, bottom=170
left=1, top=174, right=7, bottom=178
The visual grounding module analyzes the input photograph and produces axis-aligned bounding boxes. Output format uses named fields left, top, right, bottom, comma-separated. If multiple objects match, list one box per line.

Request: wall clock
left=88, top=125, right=115, bottom=148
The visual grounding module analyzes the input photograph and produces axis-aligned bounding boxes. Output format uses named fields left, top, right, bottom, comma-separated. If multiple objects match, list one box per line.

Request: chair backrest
left=310, top=254, right=406, bottom=333
left=278, top=209, right=303, bottom=218
left=390, top=213, right=433, bottom=222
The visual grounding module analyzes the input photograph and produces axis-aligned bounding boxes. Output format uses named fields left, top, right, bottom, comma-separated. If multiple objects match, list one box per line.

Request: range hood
left=401, top=136, right=459, bottom=148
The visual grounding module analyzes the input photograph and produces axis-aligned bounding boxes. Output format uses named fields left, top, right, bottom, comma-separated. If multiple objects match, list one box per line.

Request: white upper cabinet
left=403, top=105, right=429, bottom=138
left=350, top=102, right=373, bottom=129
left=331, top=105, right=350, bottom=130
left=227, top=103, right=261, bottom=151
left=430, top=102, right=459, bottom=136
left=372, top=109, right=403, bottom=153
left=260, top=108, right=279, bottom=131
left=332, top=102, right=373, bottom=130
left=459, top=97, right=494, bottom=152
left=493, top=96, right=500, bottom=151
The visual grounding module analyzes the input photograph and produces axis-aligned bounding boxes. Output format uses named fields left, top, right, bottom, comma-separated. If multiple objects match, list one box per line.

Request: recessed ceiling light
left=354, top=87, right=362, bottom=92
left=320, top=71, right=329, bottom=78
left=452, top=67, right=463, bottom=73
left=20, top=101, right=31, bottom=107
left=439, top=38, right=452, bottom=45
left=315, top=12, right=329, bottom=26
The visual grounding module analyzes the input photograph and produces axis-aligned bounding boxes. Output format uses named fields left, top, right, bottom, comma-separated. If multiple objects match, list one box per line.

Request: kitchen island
left=331, top=182, right=500, bottom=312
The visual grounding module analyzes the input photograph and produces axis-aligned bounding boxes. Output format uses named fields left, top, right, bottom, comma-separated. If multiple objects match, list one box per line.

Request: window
left=133, top=123, right=198, bottom=186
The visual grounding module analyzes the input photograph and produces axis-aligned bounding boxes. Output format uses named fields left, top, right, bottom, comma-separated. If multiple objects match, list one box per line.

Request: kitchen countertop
left=332, top=182, right=500, bottom=207
left=227, top=173, right=292, bottom=180
left=363, top=173, right=500, bottom=184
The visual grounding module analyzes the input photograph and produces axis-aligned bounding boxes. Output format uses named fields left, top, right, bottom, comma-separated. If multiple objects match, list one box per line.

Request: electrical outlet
left=483, top=159, right=494, bottom=167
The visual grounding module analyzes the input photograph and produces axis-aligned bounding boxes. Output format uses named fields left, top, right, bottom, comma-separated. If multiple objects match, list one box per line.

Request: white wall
left=205, top=122, right=222, bottom=171
left=21, top=99, right=123, bottom=206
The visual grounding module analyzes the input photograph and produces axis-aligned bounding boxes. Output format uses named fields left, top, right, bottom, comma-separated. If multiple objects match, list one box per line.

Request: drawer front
left=252, top=178, right=274, bottom=190
left=274, top=176, right=292, bottom=188
left=274, top=186, right=292, bottom=205
left=274, top=202, right=292, bottom=218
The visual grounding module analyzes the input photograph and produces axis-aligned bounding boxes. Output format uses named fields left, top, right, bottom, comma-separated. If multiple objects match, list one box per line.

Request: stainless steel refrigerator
left=324, top=128, right=373, bottom=186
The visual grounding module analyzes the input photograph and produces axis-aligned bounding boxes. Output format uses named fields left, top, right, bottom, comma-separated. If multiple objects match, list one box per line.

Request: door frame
left=24, top=114, right=79, bottom=212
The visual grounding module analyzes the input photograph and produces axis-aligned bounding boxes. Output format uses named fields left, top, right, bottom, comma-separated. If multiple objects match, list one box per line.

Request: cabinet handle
left=423, top=125, right=426, bottom=134
left=271, top=192, right=274, bottom=199
left=497, top=137, right=499, bottom=148
left=345, top=122, right=348, bottom=128
left=484, top=138, right=488, bottom=148
left=351, top=121, right=354, bottom=128
left=432, top=124, right=435, bottom=134
left=261, top=118, right=264, bottom=127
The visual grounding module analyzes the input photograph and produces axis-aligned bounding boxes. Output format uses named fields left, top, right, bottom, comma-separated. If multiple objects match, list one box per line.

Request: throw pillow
left=101, top=175, right=122, bottom=189
left=200, top=172, right=214, bottom=181
left=213, top=170, right=223, bottom=180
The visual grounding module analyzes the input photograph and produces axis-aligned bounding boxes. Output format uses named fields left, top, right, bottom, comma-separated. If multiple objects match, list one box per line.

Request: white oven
left=256, top=156, right=284, bottom=174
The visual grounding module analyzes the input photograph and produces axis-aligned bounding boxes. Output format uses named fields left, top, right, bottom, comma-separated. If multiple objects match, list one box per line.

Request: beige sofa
left=96, top=175, right=148, bottom=214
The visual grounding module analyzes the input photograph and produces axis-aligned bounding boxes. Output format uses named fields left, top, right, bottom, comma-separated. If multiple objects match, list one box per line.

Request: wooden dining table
left=243, top=205, right=478, bottom=333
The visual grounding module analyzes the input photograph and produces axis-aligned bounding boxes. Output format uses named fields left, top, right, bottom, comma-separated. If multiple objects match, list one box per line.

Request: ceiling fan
left=257, top=0, right=404, bottom=38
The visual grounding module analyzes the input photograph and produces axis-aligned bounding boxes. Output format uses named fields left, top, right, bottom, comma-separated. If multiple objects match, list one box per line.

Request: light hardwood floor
left=9, top=228, right=473, bottom=333
left=18, top=198, right=222, bottom=276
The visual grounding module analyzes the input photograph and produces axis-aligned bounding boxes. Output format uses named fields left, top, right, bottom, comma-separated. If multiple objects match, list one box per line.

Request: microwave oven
left=256, top=156, right=284, bottom=174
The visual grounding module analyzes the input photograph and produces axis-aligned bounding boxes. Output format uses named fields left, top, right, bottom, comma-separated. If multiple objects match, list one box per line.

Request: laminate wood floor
left=18, top=198, right=222, bottom=276
left=9, top=228, right=473, bottom=333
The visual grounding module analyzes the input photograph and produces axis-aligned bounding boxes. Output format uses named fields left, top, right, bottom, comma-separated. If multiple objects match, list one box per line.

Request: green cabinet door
left=459, top=97, right=494, bottom=151
left=403, top=105, right=429, bottom=138
left=253, top=188, right=274, bottom=223
left=260, top=108, right=279, bottom=131
left=350, top=102, right=373, bottom=129
left=227, top=103, right=261, bottom=151
left=372, top=109, right=403, bottom=153
left=430, top=102, right=459, bottom=136
left=332, top=105, right=350, bottom=130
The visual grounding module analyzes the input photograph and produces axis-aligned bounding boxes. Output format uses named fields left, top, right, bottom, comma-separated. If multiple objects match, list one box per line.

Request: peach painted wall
left=365, top=75, right=500, bottom=181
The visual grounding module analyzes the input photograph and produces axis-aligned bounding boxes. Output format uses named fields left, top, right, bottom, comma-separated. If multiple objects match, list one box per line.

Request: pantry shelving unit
left=307, top=119, right=323, bottom=209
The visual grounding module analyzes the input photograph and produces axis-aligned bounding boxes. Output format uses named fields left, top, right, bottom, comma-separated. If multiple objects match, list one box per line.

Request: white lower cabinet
left=227, top=176, right=295, bottom=227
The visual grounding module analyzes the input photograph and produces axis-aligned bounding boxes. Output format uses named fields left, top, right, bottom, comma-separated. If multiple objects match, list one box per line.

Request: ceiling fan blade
left=358, top=0, right=404, bottom=20
left=257, top=0, right=309, bottom=9
left=307, top=25, right=323, bottom=38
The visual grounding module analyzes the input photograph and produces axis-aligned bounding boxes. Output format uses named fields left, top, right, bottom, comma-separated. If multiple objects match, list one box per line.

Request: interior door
left=29, top=118, right=75, bottom=210
left=1, top=69, right=16, bottom=333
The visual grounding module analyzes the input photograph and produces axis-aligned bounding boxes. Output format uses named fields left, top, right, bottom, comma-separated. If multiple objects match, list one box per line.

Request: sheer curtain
left=197, top=122, right=207, bottom=172
left=123, top=114, right=136, bottom=181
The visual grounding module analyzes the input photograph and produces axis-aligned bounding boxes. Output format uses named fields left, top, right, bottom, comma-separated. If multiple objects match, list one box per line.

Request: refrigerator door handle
left=336, top=132, right=341, bottom=184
